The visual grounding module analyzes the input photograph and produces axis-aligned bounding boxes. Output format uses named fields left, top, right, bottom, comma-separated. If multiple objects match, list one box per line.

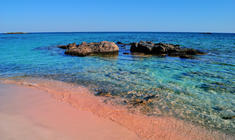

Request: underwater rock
left=222, top=116, right=235, bottom=120
left=212, top=106, right=223, bottom=112
left=130, top=95, right=157, bottom=106
left=64, top=41, right=119, bottom=56
left=179, top=55, right=195, bottom=59
left=130, top=41, right=206, bottom=58
left=220, top=110, right=235, bottom=120
left=95, top=90, right=112, bottom=97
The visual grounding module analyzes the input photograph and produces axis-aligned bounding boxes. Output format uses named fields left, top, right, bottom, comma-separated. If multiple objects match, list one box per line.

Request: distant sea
left=0, top=32, right=234, bottom=134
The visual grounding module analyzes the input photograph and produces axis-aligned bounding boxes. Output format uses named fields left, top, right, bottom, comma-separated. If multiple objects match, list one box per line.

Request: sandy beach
left=0, top=83, right=139, bottom=140
left=0, top=79, right=232, bottom=140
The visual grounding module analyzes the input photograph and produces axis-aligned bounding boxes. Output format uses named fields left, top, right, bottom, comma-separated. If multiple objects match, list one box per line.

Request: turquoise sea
left=0, top=32, right=234, bottom=134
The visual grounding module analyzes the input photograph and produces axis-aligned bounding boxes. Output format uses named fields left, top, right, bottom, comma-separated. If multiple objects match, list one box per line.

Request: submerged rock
left=95, top=91, right=112, bottom=97
left=130, top=41, right=206, bottom=58
left=179, top=55, right=195, bottom=59
left=64, top=41, right=119, bottom=56
left=222, top=116, right=235, bottom=120
left=130, top=95, right=157, bottom=106
left=220, top=110, right=235, bottom=120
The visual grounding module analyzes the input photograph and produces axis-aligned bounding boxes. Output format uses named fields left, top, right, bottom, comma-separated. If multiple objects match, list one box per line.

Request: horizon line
left=1, top=31, right=235, bottom=34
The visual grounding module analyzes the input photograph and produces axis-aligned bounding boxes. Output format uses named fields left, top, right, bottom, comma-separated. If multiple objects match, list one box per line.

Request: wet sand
left=0, top=78, right=232, bottom=140
left=0, top=83, right=139, bottom=140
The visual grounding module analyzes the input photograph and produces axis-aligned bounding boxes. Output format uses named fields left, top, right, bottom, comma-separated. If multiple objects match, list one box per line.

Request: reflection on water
left=0, top=32, right=234, bottom=135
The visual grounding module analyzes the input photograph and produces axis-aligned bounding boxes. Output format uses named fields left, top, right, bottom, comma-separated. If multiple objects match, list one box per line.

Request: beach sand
left=0, top=79, right=232, bottom=140
left=0, top=83, right=140, bottom=140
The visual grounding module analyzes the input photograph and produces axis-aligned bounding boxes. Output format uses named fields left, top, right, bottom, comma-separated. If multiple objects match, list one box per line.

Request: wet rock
left=130, top=41, right=154, bottom=54
left=58, top=42, right=77, bottom=49
left=117, top=41, right=124, bottom=44
left=222, top=116, right=235, bottom=120
left=130, top=41, right=206, bottom=58
left=65, top=41, right=119, bottom=56
left=58, top=45, right=68, bottom=49
left=68, top=43, right=77, bottom=49
left=116, top=41, right=130, bottom=45
left=179, top=55, right=195, bottom=59
left=180, top=48, right=205, bottom=55
left=123, top=52, right=129, bottom=55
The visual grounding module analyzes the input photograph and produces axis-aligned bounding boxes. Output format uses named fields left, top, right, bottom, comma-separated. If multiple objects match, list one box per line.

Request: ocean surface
left=0, top=32, right=234, bottom=134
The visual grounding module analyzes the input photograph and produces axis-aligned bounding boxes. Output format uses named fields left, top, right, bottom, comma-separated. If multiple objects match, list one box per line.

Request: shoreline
left=0, top=83, right=139, bottom=140
left=0, top=78, right=233, bottom=140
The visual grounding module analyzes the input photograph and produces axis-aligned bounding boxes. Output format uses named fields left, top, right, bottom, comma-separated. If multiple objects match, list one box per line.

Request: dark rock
left=123, top=52, right=129, bottom=55
left=143, top=95, right=157, bottom=101
left=132, top=99, right=145, bottom=106
left=95, top=91, right=112, bottom=97
left=58, top=45, right=68, bottom=49
left=130, top=41, right=206, bottom=58
left=179, top=55, right=195, bottom=59
left=180, top=48, right=205, bottom=55
left=58, top=42, right=77, bottom=49
left=65, top=41, right=119, bottom=56
left=117, top=41, right=124, bottom=44
left=213, top=106, right=223, bottom=111
left=116, top=41, right=130, bottom=45
left=222, top=116, right=235, bottom=120
left=131, top=95, right=157, bottom=106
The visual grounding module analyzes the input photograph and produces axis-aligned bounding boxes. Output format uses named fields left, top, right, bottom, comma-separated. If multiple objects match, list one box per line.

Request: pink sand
left=0, top=83, right=139, bottom=140
left=0, top=78, right=231, bottom=140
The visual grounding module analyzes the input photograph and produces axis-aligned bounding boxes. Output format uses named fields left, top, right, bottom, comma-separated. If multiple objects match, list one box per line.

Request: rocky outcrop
left=58, top=43, right=76, bottom=49
left=130, top=41, right=206, bottom=58
left=64, top=41, right=119, bottom=56
left=58, top=41, right=206, bottom=58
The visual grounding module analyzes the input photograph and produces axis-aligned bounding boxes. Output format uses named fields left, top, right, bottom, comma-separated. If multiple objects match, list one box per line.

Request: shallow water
left=0, top=32, right=234, bottom=134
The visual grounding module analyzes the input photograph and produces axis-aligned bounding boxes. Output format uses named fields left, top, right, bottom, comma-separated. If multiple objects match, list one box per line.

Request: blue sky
left=0, top=0, right=235, bottom=33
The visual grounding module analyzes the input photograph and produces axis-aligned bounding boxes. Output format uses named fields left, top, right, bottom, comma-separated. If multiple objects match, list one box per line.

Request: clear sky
left=0, top=0, right=235, bottom=33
